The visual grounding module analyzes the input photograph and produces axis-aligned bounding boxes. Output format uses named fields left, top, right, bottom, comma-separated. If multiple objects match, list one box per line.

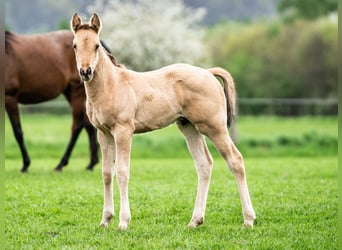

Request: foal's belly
left=132, top=93, right=182, bottom=133
left=133, top=110, right=180, bottom=134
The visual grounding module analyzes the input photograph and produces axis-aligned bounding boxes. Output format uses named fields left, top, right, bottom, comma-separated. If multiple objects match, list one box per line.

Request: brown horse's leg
left=54, top=119, right=83, bottom=171
left=177, top=120, right=214, bottom=228
left=84, top=120, right=99, bottom=170
left=5, top=96, right=30, bottom=173
left=55, top=85, right=98, bottom=171
left=201, top=124, right=256, bottom=227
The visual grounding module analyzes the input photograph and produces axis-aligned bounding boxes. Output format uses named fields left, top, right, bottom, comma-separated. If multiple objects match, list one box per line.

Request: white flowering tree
left=87, top=0, right=206, bottom=71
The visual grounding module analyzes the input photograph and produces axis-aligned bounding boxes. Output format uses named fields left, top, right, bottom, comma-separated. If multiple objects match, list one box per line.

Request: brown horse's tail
left=208, top=67, right=236, bottom=127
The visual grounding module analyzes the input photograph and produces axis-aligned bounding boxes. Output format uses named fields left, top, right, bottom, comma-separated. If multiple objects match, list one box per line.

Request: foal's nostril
left=86, top=67, right=92, bottom=76
left=80, top=67, right=92, bottom=77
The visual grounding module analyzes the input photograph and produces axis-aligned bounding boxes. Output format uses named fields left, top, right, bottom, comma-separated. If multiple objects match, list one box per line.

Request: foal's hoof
left=117, top=218, right=130, bottom=231
left=100, top=212, right=114, bottom=228
left=243, top=219, right=255, bottom=229
left=117, top=223, right=128, bottom=231
left=99, top=221, right=110, bottom=228
left=54, top=167, right=63, bottom=172
left=187, top=217, right=204, bottom=228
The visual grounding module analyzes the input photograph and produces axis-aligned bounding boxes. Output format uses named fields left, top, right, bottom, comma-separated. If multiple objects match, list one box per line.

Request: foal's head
left=71, top=13, right=102, bottom=82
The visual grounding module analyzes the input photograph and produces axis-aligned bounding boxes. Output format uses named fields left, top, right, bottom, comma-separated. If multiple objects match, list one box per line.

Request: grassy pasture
left=4, top=114, right=337, bottom=161
left=4, top=114, right=338, bottom=249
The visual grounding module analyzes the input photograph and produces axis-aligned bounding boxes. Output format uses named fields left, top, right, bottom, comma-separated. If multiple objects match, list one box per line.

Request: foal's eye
left=95, top=44, right=100, bottom=50
left=73, top=44, right=77, bottom=50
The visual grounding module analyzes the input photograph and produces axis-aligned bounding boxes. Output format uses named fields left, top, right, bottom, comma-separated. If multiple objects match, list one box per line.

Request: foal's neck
left=84, top=48, right=116, bottom=103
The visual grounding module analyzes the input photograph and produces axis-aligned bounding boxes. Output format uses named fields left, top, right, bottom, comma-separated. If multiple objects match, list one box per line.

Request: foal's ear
left=89, top=13, right=102, bottom=34
left=71, top=13, right=82, bottom=33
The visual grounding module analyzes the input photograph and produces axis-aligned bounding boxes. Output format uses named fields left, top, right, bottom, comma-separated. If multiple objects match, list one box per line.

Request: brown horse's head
left=71, top=13, right=102, bottom=82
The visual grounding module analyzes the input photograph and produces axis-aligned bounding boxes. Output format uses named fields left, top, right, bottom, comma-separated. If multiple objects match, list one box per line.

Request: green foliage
left=278, top=0, right=338, bottom=20
left=206, top=18, right=337, bottom=109
left=5, top=23, right=11, bottom=31
left=56, top=19, right=69, bottom=30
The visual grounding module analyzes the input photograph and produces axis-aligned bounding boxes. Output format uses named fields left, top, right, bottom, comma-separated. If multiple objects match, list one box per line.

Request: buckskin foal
left=71, top=13, right=256, bottom=231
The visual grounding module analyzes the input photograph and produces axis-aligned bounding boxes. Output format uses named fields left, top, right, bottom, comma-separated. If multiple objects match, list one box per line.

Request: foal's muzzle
left=79, top=67, right=93, bottom=81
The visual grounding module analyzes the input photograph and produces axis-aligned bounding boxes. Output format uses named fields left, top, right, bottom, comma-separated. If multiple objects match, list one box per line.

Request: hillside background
left=5, top=0, right=280, bottom=33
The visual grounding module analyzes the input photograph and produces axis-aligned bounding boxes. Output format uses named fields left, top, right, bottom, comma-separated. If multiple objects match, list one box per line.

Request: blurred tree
left=87, top=0, right=207, bottom=71
left=278, top=0, right=337, bottom=20
left=185, top=0, right=279, bottom=24
left=5, top=23, right=11, bottom=31
left=56, top=19, right=70, bottom=30
left=206, top=18, right=337, bottom=101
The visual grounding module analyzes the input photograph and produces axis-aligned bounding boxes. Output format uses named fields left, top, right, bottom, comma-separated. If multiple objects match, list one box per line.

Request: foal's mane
left=101, top=44, right=125, bottom=69
left=73, top=23, right=99, bottom=33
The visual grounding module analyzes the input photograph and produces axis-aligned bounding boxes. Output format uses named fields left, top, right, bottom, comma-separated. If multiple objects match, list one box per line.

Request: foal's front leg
left=97, top=130, right=116, bottom=227
left=114, top=125, right=133, bottom=231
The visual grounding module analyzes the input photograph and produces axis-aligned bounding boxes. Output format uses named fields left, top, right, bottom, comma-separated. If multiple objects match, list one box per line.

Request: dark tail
left=208, top=67, right=236, bottom=127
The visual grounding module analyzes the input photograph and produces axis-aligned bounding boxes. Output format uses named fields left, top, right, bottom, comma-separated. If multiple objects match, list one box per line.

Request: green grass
left=5, top=114, right=337, bottom=162
left=5, top=157, right=337, bottom=249
left=5, top=114, right=338, bottom=249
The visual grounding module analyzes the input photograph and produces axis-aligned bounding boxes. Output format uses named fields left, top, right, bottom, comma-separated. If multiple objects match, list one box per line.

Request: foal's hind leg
left=177, top=120, right=214, bottom=228
left=200, top=124, right=256, bottom=227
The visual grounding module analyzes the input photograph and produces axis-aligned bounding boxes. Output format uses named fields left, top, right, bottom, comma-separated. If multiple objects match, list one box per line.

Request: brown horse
left=5, top=30, right=100, bottom=172
left=71, top=13, right=256, bottom=231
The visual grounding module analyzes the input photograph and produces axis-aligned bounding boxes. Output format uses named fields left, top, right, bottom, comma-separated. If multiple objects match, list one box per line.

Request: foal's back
left=5, top=30, right=79, bottom=104
left=117, top=63, right=227, bottom=133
